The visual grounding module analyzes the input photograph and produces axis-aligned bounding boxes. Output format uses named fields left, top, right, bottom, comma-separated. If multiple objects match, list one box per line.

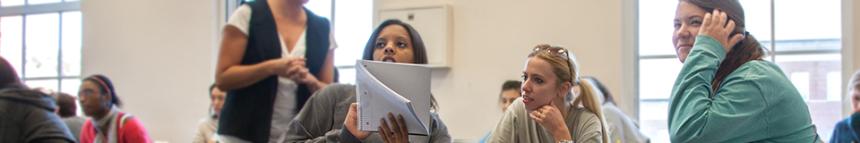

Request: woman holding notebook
left=284, top=19, right=451, bottom=143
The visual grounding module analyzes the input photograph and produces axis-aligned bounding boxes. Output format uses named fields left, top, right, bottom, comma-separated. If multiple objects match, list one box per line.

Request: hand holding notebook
left=355, top=60, right=432, bottom=135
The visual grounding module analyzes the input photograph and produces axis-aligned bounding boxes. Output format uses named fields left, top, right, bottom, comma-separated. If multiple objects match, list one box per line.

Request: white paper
left=356, top=60, right=431, bottom=135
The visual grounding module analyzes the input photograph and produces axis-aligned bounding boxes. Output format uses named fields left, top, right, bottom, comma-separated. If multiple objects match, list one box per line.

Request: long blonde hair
left=528, top=44, right=609, bottom=142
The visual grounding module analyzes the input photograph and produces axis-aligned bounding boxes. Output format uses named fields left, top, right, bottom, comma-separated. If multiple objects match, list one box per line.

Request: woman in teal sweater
left=668, top=0, right=820, bottom=142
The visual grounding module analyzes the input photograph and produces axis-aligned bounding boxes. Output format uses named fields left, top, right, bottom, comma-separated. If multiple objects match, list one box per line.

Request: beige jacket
left=488, top=97, right=604, bottom=143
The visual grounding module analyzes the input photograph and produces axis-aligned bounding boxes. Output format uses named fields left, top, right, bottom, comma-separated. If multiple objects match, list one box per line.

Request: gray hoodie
left=0, top=88, right=76, bottom=143
left=285, top=84, right=452, bottom=143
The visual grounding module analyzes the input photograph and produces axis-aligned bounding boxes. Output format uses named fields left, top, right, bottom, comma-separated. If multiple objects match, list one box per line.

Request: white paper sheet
left=356, top=60, right=431, bottom=135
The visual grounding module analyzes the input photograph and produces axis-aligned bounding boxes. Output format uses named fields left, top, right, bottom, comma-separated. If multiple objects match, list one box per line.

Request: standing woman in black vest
left=215, top=0, right=336, bottom=142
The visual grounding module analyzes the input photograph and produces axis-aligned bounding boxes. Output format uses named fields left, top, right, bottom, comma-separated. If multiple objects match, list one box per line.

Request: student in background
left=55, top=92, right=87, bottom=142
left=583, top=76, right=649, bottom=143
left=194, top=84, right=227, bottom=143
left=285, top=19, right=451, bottom=143
left=668, top=0, right=819, bottom=142
left=0, top=56, right=75, bottom=142
left=215, top=0, right=336, bottom=141
left=499, top=80, right=523, bottom=112
left=78, top=74, right=152, bottom=143
left=488, top=44, right=608, bottom=143
left=479, top=80, right=521, bottom=143
left=830, top=70, right=860, bottom=143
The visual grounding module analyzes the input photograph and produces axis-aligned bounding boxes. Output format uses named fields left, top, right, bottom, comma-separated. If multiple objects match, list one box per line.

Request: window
left=230, top=0, right=373, bottom=83
left=0, top=0, right=82, bottom=112
left=637, top=0, right=842, bottom=142
left=331, top=0, right=373, bottom=83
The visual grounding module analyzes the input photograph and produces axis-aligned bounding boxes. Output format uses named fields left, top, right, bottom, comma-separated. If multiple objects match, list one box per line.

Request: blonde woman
left=488, top=44, right=608, bottom=143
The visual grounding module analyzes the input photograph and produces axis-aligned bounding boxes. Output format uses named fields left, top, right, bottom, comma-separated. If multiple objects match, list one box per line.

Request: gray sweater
left=487, top=97, right=604, bottom=143
left=285, top=84, right=452, bottom=143
left=602, top=103, right=648, bottom=143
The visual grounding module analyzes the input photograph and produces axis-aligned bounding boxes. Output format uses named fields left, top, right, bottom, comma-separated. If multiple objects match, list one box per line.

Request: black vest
left=217, top=1, right=331, bottom=142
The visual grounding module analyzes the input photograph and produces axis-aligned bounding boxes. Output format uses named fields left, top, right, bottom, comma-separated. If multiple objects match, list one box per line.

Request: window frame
left=1, top=0, right=82, bottom=93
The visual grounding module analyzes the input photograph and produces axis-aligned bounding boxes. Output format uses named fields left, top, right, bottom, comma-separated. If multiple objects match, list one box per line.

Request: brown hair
left=528, top=44, right=608, bottom=142
left=683, top=0, right=768, bottom=96
left=0, top=56, right=24, bottom=89
left=362, top=19, right=428, bottom=64
left=499, top=80, right=521, bottom=99
left=55, top=92, right=78, bottom=118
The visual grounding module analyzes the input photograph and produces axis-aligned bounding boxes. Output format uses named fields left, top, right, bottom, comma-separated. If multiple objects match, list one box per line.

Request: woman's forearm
left=216, top=60, right=274, bottom=91
left=551, top=127, right=573, bottom=142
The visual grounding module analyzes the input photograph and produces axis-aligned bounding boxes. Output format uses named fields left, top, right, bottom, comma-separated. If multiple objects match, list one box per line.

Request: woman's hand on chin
left=529, top=102, right=572, bottom=141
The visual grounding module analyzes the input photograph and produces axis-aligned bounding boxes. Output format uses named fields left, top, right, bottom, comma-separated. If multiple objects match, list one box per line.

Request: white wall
left=854, top=0, right=859, bottom=70
left=843, top=0, right=860, bottom=116
left=375, top=0, right=634, bottom=141
left=849, top=0, right=860, bottom=71
left=81, top=0, right=219, bottom=142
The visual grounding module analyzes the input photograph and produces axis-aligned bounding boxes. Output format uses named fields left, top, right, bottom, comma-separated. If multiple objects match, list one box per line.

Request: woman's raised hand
left=698, top=9, right=745, bottom=53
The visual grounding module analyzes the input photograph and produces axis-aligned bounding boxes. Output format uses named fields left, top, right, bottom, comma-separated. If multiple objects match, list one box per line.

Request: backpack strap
left=115, top=112, right=134, bottom=141
left=120, top=113, right=132, bottom=126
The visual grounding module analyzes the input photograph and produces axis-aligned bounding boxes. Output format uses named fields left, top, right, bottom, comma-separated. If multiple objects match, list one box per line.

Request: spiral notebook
left=355, top=60, right=431, bottom=135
